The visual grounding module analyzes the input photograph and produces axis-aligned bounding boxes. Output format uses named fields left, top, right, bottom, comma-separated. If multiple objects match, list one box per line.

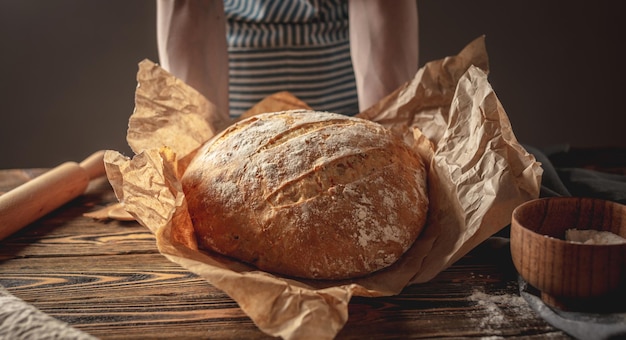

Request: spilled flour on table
left=468, top=289, right=533, bottom=332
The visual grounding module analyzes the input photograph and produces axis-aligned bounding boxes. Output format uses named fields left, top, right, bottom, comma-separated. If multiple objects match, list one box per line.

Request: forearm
left=349, top=0, right=419, bottom=111
left=156, top=0, right=229, bottom=117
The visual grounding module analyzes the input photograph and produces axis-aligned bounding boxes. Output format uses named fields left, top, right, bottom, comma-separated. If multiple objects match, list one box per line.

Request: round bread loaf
left=181, top=110, right=429, bottom=280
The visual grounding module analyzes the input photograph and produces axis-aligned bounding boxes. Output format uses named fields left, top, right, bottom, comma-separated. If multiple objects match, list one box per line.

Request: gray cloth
left=537, top=144, right=626, bottom=204
left=519, top=277, right=626, bottom=340
left=556, top=167, right=626, bottom=204
left=0, top=285, right=97, bottom=340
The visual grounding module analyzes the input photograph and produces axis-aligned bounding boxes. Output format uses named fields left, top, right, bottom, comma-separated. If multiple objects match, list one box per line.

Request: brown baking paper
left=103, top=36, right=542, bottom=339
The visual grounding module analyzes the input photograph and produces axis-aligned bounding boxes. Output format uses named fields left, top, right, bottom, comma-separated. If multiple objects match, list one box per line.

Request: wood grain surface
left=0, top=169, right=570, bottom=339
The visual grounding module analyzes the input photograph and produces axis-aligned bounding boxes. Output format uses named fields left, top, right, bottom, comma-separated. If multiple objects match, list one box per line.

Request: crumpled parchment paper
left=103, top=36, right=543, bottom=340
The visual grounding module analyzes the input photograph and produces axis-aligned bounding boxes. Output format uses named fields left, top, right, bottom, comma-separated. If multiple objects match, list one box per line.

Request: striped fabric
left=224, top=0, right=358, bottom=118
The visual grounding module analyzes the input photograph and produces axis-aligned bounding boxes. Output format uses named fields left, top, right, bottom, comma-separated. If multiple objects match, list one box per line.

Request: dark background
left=1, top=0, right=624, bottom=169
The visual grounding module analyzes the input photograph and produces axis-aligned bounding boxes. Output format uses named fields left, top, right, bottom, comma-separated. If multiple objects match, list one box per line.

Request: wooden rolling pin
left=0, top=150, right=106, bottom=241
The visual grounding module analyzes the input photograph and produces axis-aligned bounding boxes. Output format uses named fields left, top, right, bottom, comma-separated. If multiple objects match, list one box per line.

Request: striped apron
left=224, top=0, right=358, bottom=118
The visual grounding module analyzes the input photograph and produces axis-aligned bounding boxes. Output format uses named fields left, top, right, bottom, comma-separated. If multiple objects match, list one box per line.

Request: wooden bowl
left=510, top=197, right=626, bottom=312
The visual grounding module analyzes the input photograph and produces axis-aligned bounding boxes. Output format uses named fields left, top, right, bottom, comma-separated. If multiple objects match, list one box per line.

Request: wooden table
left=0, top=169, right=570, bottom=339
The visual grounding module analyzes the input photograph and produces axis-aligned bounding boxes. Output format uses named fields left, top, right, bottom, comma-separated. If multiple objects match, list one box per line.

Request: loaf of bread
left=181, top=110, right=429, bottom=280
